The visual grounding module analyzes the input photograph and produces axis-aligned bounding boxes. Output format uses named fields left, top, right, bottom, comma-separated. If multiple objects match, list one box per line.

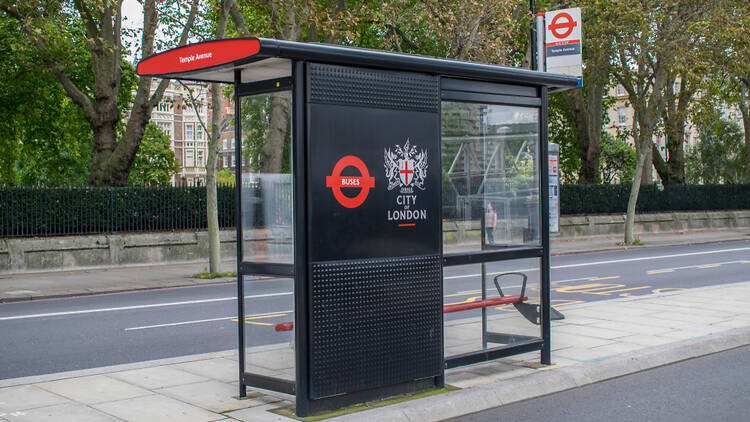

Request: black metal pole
left=234, top=70, right=247, bottom=398
left=530, top=0, right=537, bottom=71
left=292, top=60, right=310, bottom=417
left=539, top=86, right=552, bottom=365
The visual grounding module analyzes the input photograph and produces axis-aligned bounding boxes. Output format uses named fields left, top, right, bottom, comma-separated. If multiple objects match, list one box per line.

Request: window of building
left=185, top=123, right=194, bottom=140
left=197, top=150, right=204, bottom=167
left=231, top=155, right=236, bottom=168
left=223, top=155, right=228, bottom=168
left=157, top=121, right=171, bottom=136
left=196, top=124, right=203, bottom=140
left=231, top=138, right=235, bottom=149
left=617, top=107, right=627, bottom=125
left=157, top=100, right=172, bottom=112
left=616, top=85, right=625, bottom=96
left=224, top=139, right=228, bottom=150
left=186, top=149, right=195, bottom=167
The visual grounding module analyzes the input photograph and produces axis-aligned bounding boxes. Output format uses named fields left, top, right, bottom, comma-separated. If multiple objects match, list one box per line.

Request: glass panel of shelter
left=441, top=101, right=543, bottom=360
left=238, top=90, right=295, bottom=383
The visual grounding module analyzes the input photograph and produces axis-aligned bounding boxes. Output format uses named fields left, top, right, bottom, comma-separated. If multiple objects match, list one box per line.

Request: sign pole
left=530, top=0, right=537, bottom=70
left=536, top=12, right=545, bottom=72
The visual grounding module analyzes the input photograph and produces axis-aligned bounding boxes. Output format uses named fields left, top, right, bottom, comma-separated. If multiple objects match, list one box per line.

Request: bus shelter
left=137, top=38, right=577, bottom=417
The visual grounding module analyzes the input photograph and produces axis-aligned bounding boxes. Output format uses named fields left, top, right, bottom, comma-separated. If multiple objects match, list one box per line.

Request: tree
left=599, top=132, right=636, bottom=184
left=707, top=0, right=750, bottom=181
left=1, top=0, right=200, bottom=186
left=545, top=0, right=616, bottom=184
left=548, top=92, right=581, bottom=184
left=216, top=169, right=235, bottom=186
left=127, top=122, right=179, bottom=186
left=609, top=0, right=711, bottom=243
left=0, top=14, right=91, bottom=185
left=686, top=116, right=745, bottom=184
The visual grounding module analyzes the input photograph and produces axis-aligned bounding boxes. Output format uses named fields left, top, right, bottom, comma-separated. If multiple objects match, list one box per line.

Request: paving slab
left=37, top=375, right=152, bottom=405
left=109, top=366, right=209, bottom=391
left=0, top=385, right=69, bottom=413
left=224, top=402, right=296, bottom=422
left=156, top=380, right=256, bottom=413
left=1, top=403, right=119, bottom=422
left=91, top=394, right=223, bottom=422
left=588, top=320, right=675, bottom=336
left=553, top=324, right=634, bottom=340
left=172, top=359, right=237, bottom=383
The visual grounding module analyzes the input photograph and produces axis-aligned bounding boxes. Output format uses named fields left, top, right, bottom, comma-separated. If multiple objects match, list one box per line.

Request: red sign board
left=136, top=38, right=260, bottom=76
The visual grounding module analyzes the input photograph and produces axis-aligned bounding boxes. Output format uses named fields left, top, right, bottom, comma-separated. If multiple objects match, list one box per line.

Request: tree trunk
left=739, top=86, right=750, bottom=183
left=625, top=136, right=648, bottom=243
left=259, top=93, right=291, bottom=174
left=639, top=138, right=653, bottom=185
left=570, top=74, right=606, bottom=184
left=654, top=74, right=690, bottom=185
left=206, top=83, right=222, bottom=273
left=206, top=1, right=230, bottom=273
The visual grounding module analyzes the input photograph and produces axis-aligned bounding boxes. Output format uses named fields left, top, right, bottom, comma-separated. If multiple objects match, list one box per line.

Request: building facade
left=149, top=80, right=210, bottom=186
left=604, top=82, right=701, bottom=182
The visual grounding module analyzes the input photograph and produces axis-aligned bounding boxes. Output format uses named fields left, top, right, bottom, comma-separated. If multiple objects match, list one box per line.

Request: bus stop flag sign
left=545, top=8, right=583, bottom=88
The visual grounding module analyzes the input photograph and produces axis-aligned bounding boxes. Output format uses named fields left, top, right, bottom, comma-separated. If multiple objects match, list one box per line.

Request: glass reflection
left=442, top=102, right=540, bottom=252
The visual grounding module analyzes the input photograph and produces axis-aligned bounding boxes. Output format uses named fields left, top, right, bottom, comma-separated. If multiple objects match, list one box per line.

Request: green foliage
left=560, top=184, right=750, bottom=215
left=0, top=15, right=93, bottom=186
left=216, top=169, right=235, bottom=186
left=0, top=185, right=237, bottom=237
left=240, top=94, right=292, bottom=173
left=686, top=116, right=746, bottom=184
left=548, top=92, right=580, bottom=184
left=600, top=132, right=636, bottom=184
left=128, top=123, right=180, bottom=186
left=0, top=12, right=139, bottom=186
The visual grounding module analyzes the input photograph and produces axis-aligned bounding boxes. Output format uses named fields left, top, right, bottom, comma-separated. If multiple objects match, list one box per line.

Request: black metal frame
left=136, top=36, right=575, bottom=418
left=441, top=80, right=552, bottom=370
left=234, top=71, right=299, bottom=402
left=233, top=69, right=553, bottom=413
left=222, top=52, right=559, bottom=419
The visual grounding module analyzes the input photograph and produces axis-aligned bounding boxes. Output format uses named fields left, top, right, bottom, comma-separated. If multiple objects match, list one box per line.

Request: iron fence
left=0, top=185, right=236, bottom=238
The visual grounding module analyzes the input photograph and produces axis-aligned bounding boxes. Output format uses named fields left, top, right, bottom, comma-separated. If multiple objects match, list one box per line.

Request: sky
left=122, top=0, right=144, bottom=62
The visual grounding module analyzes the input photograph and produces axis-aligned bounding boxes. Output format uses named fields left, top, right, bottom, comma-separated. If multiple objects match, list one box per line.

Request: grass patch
left=616, top=238, right=643, bottom=246
left=270, top=386, right=459, bottom=421
left=191, top=272, right=237, bottom=279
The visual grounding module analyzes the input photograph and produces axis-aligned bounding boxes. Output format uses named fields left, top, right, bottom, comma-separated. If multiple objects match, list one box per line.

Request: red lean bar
left=274, top=296, right=529, bottom=331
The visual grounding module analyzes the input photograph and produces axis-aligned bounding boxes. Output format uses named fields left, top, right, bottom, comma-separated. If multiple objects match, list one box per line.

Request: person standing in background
left=485, top=202, right=497, bottom=244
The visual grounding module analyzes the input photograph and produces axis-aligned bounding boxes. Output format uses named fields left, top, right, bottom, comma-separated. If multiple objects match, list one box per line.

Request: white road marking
left=124, top=309, right=294, bottom=331
left=647, top=260, right=745, bottom=274
left=4, top=246, right=748, bottom=322
left=0, top=292, right=292, bottom=321
left=550, top=247, right=750, bottom=270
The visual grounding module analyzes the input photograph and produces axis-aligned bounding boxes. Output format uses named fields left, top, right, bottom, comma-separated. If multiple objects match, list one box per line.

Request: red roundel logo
left=325, top=156, right=375, bottom=208
left=548, top=12, right=577, bottom=39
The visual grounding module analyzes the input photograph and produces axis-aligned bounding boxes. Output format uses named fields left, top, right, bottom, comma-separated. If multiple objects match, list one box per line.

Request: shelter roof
left=136, top=37, right=578, bottom=91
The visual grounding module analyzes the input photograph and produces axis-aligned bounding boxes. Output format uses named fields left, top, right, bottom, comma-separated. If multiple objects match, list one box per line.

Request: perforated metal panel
left=308, top=63, right=439, bottom=113
left=310, top=255, right=442, bottom=399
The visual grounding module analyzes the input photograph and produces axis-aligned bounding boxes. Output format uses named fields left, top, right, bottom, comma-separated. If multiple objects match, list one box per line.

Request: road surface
left=449, top=344, right=750, bottom=422
left=1, top=240, right=748, bottom=379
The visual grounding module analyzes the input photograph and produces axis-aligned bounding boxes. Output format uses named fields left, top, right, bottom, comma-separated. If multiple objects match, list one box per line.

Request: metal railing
left=0, top=185, right=236, bottom=238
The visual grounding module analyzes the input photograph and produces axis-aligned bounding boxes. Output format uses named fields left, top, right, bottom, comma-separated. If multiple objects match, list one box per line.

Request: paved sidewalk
left=1, top=228, right=748, bottom=302
left=2, top=281, right=749, bottom=421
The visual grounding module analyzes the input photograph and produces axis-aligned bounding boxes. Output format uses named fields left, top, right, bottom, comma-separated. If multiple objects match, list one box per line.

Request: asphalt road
left=449, top=344, right=750, bottom=422
left=1, top=240, right=748, bottom=380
